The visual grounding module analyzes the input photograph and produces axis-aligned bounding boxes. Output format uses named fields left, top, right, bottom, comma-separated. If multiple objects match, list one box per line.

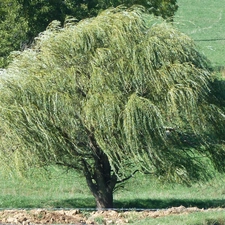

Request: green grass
left=114, top=173, right=225, bottom=209
left=130, top=211, right=225, bottom=225
left=174, top=0, right=225, bottom=69
left=1, top=167, right=225, bottom=225
left=1, top=167, right=225, bottom=210
left=115, top=171, right=225, bottom=208
left=0, top=167, right=95, bottom=209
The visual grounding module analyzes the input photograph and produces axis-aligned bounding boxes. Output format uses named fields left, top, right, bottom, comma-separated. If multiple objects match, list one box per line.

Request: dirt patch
left=0, top=206, right=224, bottom=225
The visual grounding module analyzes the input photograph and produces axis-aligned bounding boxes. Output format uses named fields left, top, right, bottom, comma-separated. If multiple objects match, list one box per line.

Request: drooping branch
left=116, top=170, right=139, bottom=184
left=81, top=158, right=98, bottom=196
left=55, top=161, right=83, bottom=171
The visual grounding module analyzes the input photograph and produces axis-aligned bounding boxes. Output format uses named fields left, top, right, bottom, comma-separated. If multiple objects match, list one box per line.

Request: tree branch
left=116, top=170, right=139, bottom=184
left=55, top=161, right=82, bottom=170
left=81, top=159, right=98, bottom=196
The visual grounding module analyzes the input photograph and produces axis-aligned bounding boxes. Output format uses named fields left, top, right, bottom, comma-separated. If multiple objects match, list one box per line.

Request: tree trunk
left=80, top=132, right=118, bottom=209
left=82, top=139, right=117, bottom=209
left=94, top=188, right=114, bottom=209
left=82, top=155, right=117, bottom=209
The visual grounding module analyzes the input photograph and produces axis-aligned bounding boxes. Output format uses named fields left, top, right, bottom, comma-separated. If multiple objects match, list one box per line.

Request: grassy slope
left=174, top=0, right=225, bottom=69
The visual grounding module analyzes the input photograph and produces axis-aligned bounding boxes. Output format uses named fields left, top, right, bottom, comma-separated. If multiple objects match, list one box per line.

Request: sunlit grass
left=114, top=172, right=225, bottom=209
left=130, top=210, right=225, bottom=225
left=174, top=0, right=225, bottom=69
left=0, top=167, right=94, bottom=209
left=1, top=166, right=225, bottom=210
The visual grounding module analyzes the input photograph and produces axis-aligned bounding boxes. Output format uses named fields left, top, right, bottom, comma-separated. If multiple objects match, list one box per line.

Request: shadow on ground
left=114, top=198, right=225, bottom=209
left=50, top=197, right=96, bottom=209
left=52, top=198, right=225, bottom=209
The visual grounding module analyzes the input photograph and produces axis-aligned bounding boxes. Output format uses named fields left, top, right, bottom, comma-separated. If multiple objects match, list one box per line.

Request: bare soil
left=0, top=206, right=224, bottom=225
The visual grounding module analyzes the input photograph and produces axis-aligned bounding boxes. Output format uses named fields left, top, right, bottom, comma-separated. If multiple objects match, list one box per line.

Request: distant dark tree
left=0, top=0, right=28, bottom=67
left=17, top=0, right=70, bottom=39
left=18, top=0, right=178, bottom=39
left=0, top=0, right=178, bottom=68
left=90, top=0, right=178, bottom=19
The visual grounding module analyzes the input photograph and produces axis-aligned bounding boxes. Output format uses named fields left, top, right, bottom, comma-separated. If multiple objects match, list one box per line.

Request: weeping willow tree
left=1, top=7, right=225, bottom=209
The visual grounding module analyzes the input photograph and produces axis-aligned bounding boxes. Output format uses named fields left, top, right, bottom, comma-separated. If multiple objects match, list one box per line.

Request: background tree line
left=0, top=0, right=178, bottom=68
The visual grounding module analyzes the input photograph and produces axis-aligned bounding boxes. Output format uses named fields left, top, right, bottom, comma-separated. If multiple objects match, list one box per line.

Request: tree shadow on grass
left=114, top=198, right=225, bottom=209
left=2, top=197, right=96, bottom=209
left=49, top=197, right=96, bottom=209
left=52, top=198, right=225, bottom=209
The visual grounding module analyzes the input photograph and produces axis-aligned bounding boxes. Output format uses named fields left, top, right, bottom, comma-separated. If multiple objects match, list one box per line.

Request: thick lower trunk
left=82, top=132, right=118, bottom=210
left=94, top=190, right=114, bottom=209
left=82, top=153, right=117, bottom=210
left=83, top=162, right=117, bottom=210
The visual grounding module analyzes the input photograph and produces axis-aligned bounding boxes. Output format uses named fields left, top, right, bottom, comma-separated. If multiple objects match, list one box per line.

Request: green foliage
left=18, top=0, right=178, bottom=39
left=17, top=0, right=71, bottom=39
left=1, top=8, right=225, bottom=206
left=0, top=0, right=28, bottom=67
left=68, top=0, right=178, bottom=20
left=0, top=0, right=178, bottom=68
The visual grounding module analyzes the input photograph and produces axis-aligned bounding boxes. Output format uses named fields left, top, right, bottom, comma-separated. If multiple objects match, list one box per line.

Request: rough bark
left=82, top=133, right=117, bottom=209
left=82, top=156, right=117, bottom=209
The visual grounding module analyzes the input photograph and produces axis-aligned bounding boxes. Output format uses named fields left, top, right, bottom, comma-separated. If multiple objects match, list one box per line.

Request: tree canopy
left=1, top=7, right=225, bottom=209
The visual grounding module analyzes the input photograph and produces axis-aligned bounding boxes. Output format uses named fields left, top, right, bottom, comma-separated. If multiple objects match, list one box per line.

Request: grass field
left=174, top=0, right=225, bottom=69
left=1, top=1, right=225, bottom=224
left=1, top=168, right=225, bottom=224
left=1, top=168, right=225, bottom=210
left=132, top=210, right=225, bottom=225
